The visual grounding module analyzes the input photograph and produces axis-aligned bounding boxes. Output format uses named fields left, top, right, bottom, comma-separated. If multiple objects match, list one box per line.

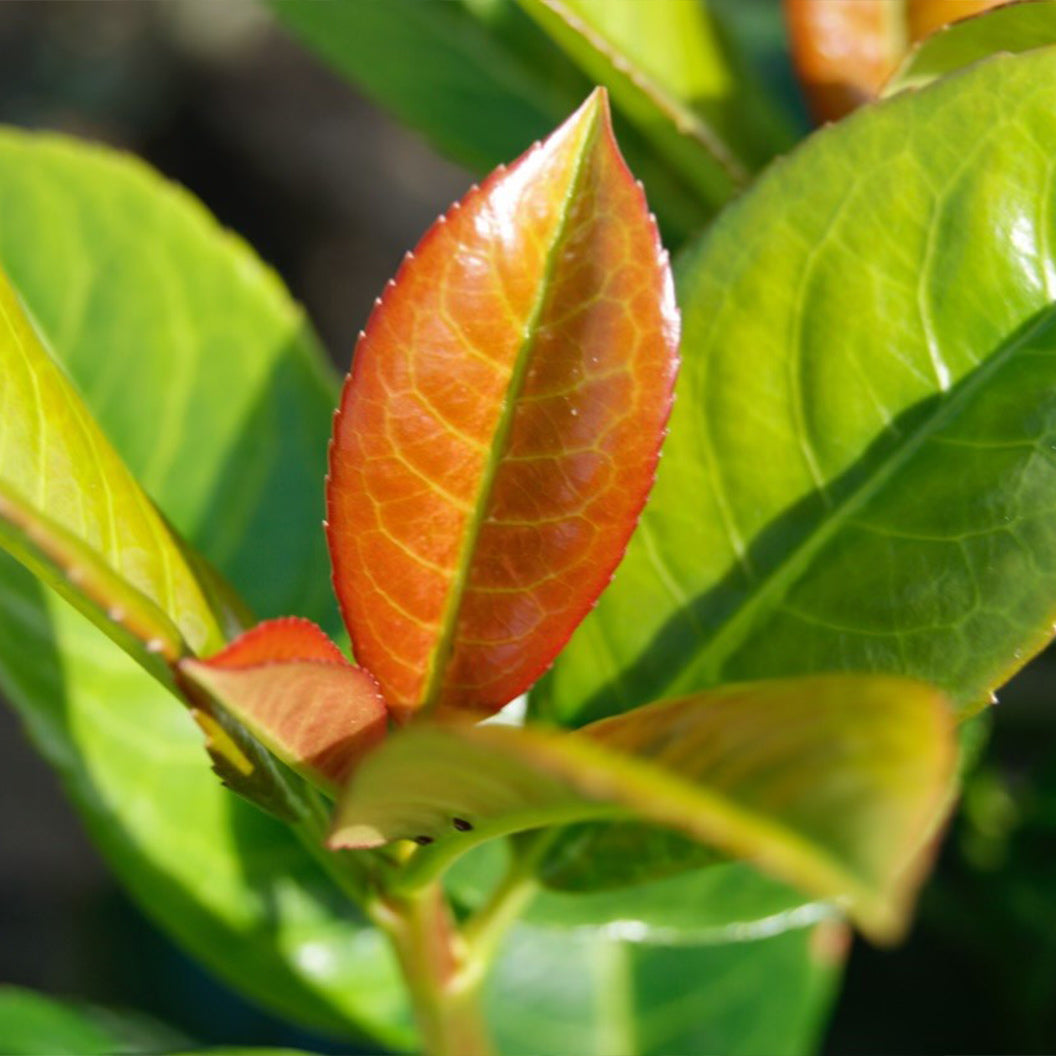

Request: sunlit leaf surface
left=0, top=132, right=413, bottom=1045
left=542, top=47, right=1056, bottom=735
left=269, top=0, right=717, bottom=241
left=328, top=89, right=678, bottom=721
left=517, top=0, right=793, bottom=197
left=0, top=266, right=222, bottom=664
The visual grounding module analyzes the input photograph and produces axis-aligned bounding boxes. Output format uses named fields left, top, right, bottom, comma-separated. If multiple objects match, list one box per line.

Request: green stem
left=370, top=884, right=495, bottom=1056
left=290, top=787, right=379, bottom=905
left=460, top=862, right=539, bottom=991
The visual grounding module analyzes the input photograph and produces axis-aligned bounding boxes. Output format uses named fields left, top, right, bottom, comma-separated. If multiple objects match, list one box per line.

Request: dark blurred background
left=0, top=3, right=1055, bottom=1054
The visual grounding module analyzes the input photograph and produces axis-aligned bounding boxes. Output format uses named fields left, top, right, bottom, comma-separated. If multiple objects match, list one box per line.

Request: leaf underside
left=327, top=89, right=679, bottom=721
left=333, top=673, right=955, bottom=942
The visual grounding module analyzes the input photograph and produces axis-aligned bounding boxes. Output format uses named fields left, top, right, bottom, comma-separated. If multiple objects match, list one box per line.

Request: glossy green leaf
left=447, top=836, right=842, bottom=1056
left=0, top=243, right=310, bottom=818
left=884, top=0, right=1056, bottom=95
left=0, top=203, right=321, bottom=820
left=333, top=674, right=955, bottom=942
left=516, top=0, right=793, bottom=200
left=540, top=47, right=1056, bottom=739
left=0, top=131, right=412, bottom=1045
left=485, top=917, right=845, bottom=1055
left=0, top=987, right=184, bottom=1056
left=0, top=430, right=413, bottom=1052
left=0, top=264, right=222, bottom=666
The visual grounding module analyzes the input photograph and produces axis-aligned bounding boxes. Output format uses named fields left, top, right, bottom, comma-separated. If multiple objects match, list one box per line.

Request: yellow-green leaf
left=883, top=0, right=1056, bottom=96
left=332, top=674, right=956, bottom=942
left=0, top=267, right=223, bottom=667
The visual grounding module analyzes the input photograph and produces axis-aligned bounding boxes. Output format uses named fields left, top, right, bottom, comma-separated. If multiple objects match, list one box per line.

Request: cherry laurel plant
left=3, top=2, right=1056, bottom=1054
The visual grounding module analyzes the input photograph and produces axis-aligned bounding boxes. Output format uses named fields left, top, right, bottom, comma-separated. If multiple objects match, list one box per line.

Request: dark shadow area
left=825, top=659, right=1056, bottom=1054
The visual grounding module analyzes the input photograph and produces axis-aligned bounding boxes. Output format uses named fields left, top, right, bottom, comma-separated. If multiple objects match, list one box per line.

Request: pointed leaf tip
left=326, top=92, right=679, bottom=722
left=181, top=619, right=387, bottom=792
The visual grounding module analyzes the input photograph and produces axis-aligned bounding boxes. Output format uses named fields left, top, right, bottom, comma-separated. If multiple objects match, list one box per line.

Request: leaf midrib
left=418, top=109, right=602, bottom=714
left=669, top=301, right=1056, bottom=699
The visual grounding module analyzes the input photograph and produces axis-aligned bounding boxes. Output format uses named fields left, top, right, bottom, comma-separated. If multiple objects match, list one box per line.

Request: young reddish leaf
left=327, top=88, right=679, bottom=722
left=785, top=0, right=1006, bottom=122
left=180, top=618, right=387, bottom=792
left=204, top=616, right=348, bottom=667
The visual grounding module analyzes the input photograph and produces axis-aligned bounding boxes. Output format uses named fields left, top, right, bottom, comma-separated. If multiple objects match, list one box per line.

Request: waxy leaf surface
left=541, top=48, right=1056, bottom=740
left=884, top=0, right=1056, bottom=95
left=181, top=617, right=387, bottom=791
left=0, top=132, right=413, bottom=1046
left=333, top=674, right=955, bottom=942
left=0, top=267, right=223, bottom=665
left=517, top=0, right=793, bottom=201
left=328, top=90, right=678, bottom=720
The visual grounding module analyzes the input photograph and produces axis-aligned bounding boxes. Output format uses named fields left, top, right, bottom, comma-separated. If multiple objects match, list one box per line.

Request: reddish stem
left=372, top=883, right=494, bottom=1056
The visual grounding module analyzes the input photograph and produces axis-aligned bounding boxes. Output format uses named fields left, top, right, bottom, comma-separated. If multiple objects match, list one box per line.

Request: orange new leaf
left=327, top=89, right=679, bottom=722
left=785, top=0, right=1007, bottom=122
left=180, top=618, right=387, bottom=791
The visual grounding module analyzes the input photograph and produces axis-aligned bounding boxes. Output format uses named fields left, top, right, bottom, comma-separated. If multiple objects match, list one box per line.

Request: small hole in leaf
left=452, top=817, right=473, bottom=832
left=413, top=835, right=434, bottom=846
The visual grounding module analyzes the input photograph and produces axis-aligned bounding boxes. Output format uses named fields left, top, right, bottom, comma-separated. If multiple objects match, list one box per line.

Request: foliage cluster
left=3, top=2, right=1056, bottom=1053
